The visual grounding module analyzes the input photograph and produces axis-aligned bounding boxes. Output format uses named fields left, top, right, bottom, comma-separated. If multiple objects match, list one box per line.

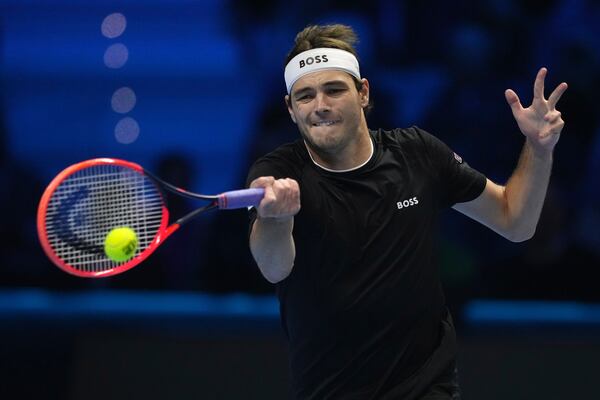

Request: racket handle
left=218, top=188, right=265, bottom=209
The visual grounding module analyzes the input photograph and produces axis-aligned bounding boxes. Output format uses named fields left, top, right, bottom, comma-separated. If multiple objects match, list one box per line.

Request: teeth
left=314, top=121, right=337, bottom=126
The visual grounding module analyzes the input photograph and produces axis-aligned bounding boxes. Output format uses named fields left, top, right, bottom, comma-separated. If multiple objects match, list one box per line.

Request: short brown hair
left=285, top=24, right=359, bottom=65
left=285, top=24, right=372, bottom=113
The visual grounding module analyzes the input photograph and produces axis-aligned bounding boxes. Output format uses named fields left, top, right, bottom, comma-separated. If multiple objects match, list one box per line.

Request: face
left=285, top=70, right=369, bottom=155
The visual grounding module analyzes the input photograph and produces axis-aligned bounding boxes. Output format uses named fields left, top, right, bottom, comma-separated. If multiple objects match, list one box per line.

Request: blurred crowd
left=1, top=0, right=598, bottom=308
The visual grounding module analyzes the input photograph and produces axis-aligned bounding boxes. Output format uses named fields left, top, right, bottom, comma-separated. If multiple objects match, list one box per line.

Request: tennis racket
left=37, top=158, right=264, bottom=278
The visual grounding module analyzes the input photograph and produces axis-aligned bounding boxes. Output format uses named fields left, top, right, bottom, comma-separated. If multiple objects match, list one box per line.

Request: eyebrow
left=292, top=80, right=350, bottom=98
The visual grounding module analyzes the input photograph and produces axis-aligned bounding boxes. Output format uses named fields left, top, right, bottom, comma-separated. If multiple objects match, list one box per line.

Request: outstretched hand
left=505, top=68, right=567, bottom=154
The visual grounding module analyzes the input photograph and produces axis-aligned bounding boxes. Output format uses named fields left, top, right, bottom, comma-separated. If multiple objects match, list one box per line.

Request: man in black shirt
left=246, top=24, right=567, bottom=399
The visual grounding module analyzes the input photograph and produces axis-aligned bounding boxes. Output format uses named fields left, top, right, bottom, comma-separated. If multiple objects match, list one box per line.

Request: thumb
left=505, top=89, right=522, bottom=114
left=250, top=176, right=275, bottom=189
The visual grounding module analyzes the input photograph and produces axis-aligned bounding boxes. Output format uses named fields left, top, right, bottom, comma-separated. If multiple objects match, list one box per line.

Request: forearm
left=503, top=139, right=553, bottom=241
left=455, top=68, right=565, bottom=242
left=250, top=216, right=296, bottom=283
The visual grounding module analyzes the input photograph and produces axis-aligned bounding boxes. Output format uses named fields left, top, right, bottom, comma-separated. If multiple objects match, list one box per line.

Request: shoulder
left=262, top=140, right=303, bottom=159
left=247, top=140, right=306, bottom=181
left=253, top=140, right=306, bottom=169
left=372, top=126, right=442, bottom=153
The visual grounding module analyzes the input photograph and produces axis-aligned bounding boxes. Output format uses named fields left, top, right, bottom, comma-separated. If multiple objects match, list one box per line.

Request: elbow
left=249, top=245, right=294, bottom=284
left=264, top=274, right=286, bottom=284
left=504, top=227, right=536, bottom=243
left=498, top=205, right=537, bottom=242
left=260, top=264, right=292, bottom=284
left=264, top=276, right=281, bottom=284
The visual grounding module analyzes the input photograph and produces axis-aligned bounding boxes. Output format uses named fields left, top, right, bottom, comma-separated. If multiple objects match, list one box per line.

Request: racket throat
left=175, top=203, right=218, bottom=226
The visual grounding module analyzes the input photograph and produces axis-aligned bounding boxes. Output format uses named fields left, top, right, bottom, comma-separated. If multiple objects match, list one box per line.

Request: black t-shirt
left=246, top=127, right=486, bottom=399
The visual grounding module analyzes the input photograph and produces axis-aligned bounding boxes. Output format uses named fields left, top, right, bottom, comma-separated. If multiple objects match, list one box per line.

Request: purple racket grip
left=217, top=188, right=265, bottom=209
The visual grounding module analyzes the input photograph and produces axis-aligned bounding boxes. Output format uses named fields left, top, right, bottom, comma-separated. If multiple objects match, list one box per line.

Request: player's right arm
left=249, top=176, right=301, bottom=283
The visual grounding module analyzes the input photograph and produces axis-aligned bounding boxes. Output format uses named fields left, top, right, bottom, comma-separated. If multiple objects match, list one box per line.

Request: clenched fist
left=249, top=176, right=301, bottom=219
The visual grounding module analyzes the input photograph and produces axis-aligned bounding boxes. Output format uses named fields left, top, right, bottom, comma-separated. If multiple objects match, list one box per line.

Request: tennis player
left=247, top=24, right=567, bottom=399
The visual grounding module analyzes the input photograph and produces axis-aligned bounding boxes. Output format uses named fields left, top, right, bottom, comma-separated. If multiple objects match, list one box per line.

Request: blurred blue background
left=1, top=0, right=599, bottom=398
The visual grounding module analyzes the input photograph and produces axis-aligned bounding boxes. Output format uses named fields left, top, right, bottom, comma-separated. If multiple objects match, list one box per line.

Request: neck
left=305, top=124, right=373, bottom=171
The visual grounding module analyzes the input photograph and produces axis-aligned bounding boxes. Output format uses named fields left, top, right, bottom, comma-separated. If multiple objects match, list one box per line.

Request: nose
left=314, top=92, right=331, bottom=114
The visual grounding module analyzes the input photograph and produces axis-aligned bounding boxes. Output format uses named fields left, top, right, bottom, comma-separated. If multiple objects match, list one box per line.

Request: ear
left=359, top=78, right=370, bottom=108
left=285, top=95, right=297, bottom=124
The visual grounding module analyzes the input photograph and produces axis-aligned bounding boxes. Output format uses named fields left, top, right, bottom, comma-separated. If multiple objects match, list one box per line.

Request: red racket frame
left=37, top=158, right=178, bottom=278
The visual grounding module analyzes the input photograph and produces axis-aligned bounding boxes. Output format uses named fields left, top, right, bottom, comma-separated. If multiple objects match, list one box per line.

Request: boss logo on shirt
left=299, top=55, right=329, bottom=68
left=397, top=196, right=419, bottom=210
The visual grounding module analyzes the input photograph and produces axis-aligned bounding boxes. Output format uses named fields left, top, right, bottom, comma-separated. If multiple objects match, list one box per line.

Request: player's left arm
left=453, top=68, right=568, bottom=242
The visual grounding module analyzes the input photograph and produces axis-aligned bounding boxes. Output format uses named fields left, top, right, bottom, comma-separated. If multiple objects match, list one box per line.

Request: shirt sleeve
left=415, top=127, right=487, bottom=208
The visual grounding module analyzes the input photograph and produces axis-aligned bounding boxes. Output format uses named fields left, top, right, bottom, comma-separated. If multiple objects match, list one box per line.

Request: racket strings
left=44, top=165, right=165, bottom=273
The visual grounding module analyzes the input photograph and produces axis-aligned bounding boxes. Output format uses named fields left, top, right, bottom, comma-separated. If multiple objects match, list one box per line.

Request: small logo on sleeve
left=397, top=196, right=419, bottom=210
left=453, top=152, right=463, bottom=164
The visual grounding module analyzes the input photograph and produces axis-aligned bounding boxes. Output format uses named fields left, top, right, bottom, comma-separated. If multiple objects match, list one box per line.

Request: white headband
left=284, top=48, right=361, bottom=94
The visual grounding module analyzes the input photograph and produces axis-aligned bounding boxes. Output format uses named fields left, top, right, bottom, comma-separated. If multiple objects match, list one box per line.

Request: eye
left=327, top=87, right=346, bottom=95
left=296, top=94, right=313, bottom=102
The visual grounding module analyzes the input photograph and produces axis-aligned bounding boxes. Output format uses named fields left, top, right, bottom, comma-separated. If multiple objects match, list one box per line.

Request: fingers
left=541, top=110, right=565, bottom=137
left=541, top=119, right=565, bottom=138
left=511, top=68, right=567, bottom=111
left=250, top=176, right=278, bottom=209
left=534, top=67, right=567, bottom=109
left=271, top=178, right=300, bottom=210
left=554, top=119, right=565, bottom=135
left=505, top=89, right=522, bottom=113
left=251, top=177, right=301, bottom=219
left=250, top=176, right=275, bottom=188
left=533, top=67, right=547, bottom=100
left=548, top=82, right=568, bottom=109
left=544, top=110, right=562, bottom=124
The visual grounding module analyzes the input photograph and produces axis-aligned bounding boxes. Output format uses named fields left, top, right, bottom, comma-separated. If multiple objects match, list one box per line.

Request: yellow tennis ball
left=104, top=227, right=138, bottom=262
